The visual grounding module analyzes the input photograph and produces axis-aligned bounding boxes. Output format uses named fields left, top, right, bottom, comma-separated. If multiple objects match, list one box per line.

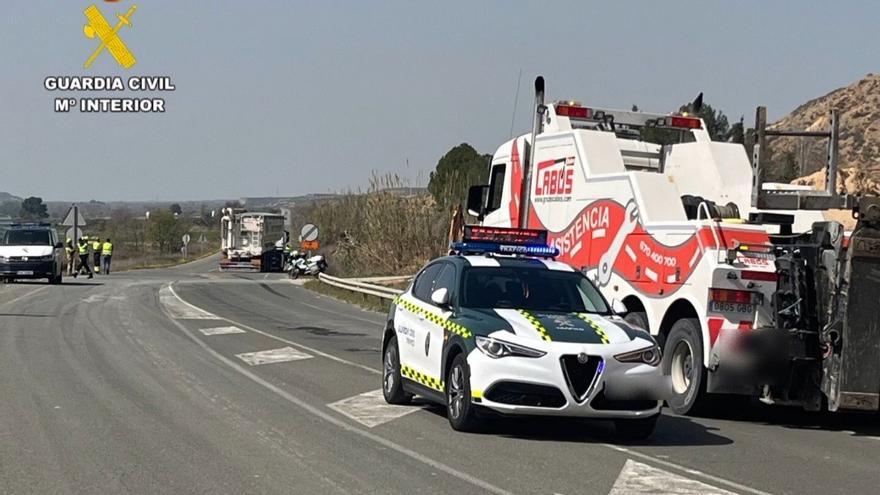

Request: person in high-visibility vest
left=65, top=239, right=75, bottom=276
left=91, top=238, right=102, bottom=275
left=101, top=238, right=113, bottom=275
left=73, top=238, right=93, bottom=279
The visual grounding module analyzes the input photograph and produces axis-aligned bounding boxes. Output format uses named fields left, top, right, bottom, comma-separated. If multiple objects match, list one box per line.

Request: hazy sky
left=2, top=0, right=877, bottom=202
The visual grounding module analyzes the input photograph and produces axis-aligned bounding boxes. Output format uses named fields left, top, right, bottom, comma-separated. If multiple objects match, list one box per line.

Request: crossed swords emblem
left=82, top=4, right=138, bottom=69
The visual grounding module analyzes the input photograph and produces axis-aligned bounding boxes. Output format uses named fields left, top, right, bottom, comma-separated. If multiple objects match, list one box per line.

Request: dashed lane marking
left=199, top=325, right=246, bottom=336
left=328, top=389, right=424, bottom=428
left=608, top=459, right=738, bottom=494
left=235, top=346, right=313, bottom=366
left=165, top=284, right=380, bottom=376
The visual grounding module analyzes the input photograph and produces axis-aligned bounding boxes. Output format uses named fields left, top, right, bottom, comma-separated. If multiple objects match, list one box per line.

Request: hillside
left=0, top=192, right=21, bottom=202
left=767, top=74, right=880, bottom=195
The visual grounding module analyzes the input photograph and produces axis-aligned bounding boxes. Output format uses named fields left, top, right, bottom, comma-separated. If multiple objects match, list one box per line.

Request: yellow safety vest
left=102, top=242, right=113, bottom=256
left=92, top=241, right=101, bottom=251
left=77, top=243, right=88, bottom=255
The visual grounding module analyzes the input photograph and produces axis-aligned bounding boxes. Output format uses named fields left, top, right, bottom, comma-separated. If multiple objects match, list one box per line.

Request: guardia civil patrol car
left=382, top=227, right=669, bottom=438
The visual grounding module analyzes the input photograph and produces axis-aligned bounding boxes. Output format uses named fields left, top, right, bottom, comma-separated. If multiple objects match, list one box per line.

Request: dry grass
left=295, top=174, right=452, bottom=277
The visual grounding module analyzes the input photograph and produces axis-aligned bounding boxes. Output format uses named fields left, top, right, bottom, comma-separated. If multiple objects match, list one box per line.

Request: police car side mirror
left=431, top=288, right=450, bottom=308
left=54, top=242, right=63, bottom=249
left=611, top=299, right=628, bottom=316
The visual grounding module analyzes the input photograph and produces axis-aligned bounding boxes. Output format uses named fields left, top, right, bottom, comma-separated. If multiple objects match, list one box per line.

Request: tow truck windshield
left=461, top=266, right=609, bottom=314
left=2, top=229, right=51, bottom=246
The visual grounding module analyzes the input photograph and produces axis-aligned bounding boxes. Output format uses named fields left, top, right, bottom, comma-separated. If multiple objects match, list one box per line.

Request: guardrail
left=317, top=273, right=405, bottom=301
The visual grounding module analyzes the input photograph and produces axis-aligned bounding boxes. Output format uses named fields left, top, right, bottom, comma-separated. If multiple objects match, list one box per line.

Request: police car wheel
left=662, top=318, right=707, bottom=415
left=446, top=354, right=482, bottom=432
left=614, top=414, right=659, bottom=440
left=382, top=336, right=412, bottom=405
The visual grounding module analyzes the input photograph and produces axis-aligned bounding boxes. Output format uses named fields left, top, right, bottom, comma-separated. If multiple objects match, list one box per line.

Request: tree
left=147, top=210, right=185, bottom=254
left=169, top=203, right=183, bottom=215
left=19, top=197, right=48, bottom=220
left=678, top=101, right=730, bottom=141
left=427, top=143, right=491, bottom=208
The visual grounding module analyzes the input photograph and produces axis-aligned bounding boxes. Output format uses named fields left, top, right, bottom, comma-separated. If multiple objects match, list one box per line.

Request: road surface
left=1, top=256, right=878, bottom=494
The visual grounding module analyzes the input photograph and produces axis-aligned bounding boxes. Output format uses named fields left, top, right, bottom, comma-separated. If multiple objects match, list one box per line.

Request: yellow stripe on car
left=393, top=296, right=472, bottom=338
left=574, top=313, right=611, bottom=344
left=400, top=364, right=445, bottom=392
left=517, top=309, right=552, bottom=342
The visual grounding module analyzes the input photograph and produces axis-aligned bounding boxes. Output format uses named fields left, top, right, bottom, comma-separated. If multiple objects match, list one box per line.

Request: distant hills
left=0, top=192, right=22, bottom=203
left=769, top=74, right=880, bottom=195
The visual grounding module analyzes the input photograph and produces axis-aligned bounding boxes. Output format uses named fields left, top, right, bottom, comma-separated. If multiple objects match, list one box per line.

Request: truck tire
left=662, top=318, right=707, bottom=415
left=382, top=336, right=412, bottom=405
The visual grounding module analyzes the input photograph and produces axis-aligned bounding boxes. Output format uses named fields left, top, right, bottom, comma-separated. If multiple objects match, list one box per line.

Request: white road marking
left=570, top=239, right=583, bottom=257
left=159, top=286, right=218, bottom=319
left=644, top=267, right=658, bottom=282
left=0, top=286, right=50, bottom=307
left=624, top=245, right=637, bottom=261
left=166, top=284, right=381, bottom=376
left=592, top=228, right=606, bottom=239
left=199, top=325, right=246, bottom=336
left=603, top=445, right=772, bottom=495
left=608, top=459, right=737, bottom=495
left=328, top=389, right=423, bottom=427
left=161, top=312, right=513, bottom=495
left=235, top=346, right=313, bottom=366
left=666, top=274, right=678, bottom=284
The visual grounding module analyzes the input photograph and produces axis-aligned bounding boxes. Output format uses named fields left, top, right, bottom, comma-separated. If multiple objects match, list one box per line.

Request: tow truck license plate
left=709, top=301, right=754, bottom=314
left=16, top=270, right=33, bottom=276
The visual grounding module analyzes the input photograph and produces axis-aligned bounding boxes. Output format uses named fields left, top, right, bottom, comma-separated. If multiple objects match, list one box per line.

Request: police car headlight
left=475, top=336, right=546, bottom=359
left=614, top=345, right=662, bottom=366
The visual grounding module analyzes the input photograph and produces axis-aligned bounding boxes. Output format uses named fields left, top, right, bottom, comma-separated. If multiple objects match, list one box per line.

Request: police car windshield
left=3, top=230, right=51, bottom=246
left=460, top=266, right=609, bottom=314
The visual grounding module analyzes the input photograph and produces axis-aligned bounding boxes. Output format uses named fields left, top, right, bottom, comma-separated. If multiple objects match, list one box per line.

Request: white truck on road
left=220, top=208, right=286, bottom=272
left=467, top=76, right=880, bottom=414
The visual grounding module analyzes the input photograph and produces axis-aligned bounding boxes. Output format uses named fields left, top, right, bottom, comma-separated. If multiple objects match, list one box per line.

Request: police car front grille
left=484, top=382, right=566, bottom=408
left=590, top=389, right=657, bottom=411
left=560, top=355, right=602, bottom=402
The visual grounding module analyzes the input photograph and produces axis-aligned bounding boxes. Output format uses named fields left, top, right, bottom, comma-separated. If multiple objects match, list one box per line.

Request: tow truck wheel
left=446, top=353, right=483, bottom=432
left=382, top=336, right=412, bottom=405
left=614, top=414, right=659, bottom=440
left=662, top=318, right=707, bottom=415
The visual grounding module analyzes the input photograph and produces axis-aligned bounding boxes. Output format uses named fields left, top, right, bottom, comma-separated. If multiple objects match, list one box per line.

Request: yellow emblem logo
left=82, top=4, right=138, bottom=69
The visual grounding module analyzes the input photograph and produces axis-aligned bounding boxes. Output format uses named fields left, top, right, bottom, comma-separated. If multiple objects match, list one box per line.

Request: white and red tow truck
left=468, top=76, right=880, bottom=414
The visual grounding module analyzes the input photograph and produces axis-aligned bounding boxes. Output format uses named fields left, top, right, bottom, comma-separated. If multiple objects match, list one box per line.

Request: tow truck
left=219, top=208, right=286, bottom=272
left=467, top=76, right=880, bottom=414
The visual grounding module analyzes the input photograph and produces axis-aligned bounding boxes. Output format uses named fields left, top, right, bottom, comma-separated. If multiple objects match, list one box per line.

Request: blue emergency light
left=451, top=226, right=559, bottom=258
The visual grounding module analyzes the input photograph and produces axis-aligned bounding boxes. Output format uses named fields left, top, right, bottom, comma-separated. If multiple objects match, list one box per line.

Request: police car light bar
left=464, top=226, right=548, bottom=245
left=450, top=241, right=559, bottom=258
left=455, top=226, right=557, bottom=258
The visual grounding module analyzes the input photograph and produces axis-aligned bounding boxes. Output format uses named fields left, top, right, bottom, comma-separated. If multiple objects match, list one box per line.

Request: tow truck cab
left=0, top=224, right=64, bottom=284
left=467, top=80, right=878, bottom=414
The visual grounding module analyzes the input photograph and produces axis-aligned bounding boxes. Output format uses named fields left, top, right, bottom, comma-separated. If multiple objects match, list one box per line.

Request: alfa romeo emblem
left=577, top=352, right=589, bottom=364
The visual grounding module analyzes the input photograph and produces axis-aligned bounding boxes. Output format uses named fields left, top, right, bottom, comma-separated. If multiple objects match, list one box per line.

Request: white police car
left=381, top=227, right=670, bottom=438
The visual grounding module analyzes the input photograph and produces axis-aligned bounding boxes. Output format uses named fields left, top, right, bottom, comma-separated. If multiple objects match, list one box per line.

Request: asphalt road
left=1, top=256, right=878, bottom=494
